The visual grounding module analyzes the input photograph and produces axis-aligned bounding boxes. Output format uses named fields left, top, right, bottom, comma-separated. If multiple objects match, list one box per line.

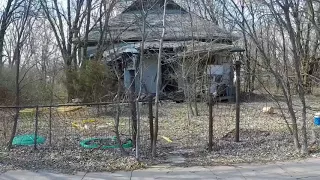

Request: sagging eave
left=103, top=40, right=242, bottom=59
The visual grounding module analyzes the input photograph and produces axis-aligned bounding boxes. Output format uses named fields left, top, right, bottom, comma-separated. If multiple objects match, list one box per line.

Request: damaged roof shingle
left=86, top=0, right=238, bottom=44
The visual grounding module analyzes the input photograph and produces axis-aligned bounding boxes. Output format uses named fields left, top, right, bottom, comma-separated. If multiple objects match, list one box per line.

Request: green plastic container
left=12, top=134, right=46, bottom=146
left=80, top=136, right=133, bottom=149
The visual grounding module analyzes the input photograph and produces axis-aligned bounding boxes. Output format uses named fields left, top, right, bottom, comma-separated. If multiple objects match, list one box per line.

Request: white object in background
left=210, top=83, right=217, bottom=96
left=262, top=107, right=274, bottom=114
left=126, top=53, right=138, bottom=70
left=72, top=98, right=82, bottom=103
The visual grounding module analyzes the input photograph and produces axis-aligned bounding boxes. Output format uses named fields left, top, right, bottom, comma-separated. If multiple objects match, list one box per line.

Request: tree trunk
left=153, top=0, right=167, bottom=158
left=0, top=28, right=6, bottom=68
left=7, top=0, right=32, bottom=148
left=283, top=2, right=308, bottom=154
left=302, top=21, right=312, bottom=94
left=82, top=0, right=92, bottom=62
left=135, top=10, right=146, bottom=159
left=7, top=48, right=21, bottom=149
left=65, top=66, right=75, bottom=102
left=194, top=64, right=199, bottom=116
left=241, top=4, right=251, bottom=93
left=114, top=67, right=127, bottom=155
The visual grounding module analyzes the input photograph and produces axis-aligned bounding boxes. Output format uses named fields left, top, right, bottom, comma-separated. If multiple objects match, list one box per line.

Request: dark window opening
left=162, top=63, right=178, bottom=93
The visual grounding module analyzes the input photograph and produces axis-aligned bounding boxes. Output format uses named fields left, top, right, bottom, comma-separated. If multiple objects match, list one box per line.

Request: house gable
left=122, top=0, right=187, bottom=14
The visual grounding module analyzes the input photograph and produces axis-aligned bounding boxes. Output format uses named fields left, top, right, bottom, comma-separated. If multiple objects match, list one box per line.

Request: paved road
left=1, top=158, right=320, bottom=179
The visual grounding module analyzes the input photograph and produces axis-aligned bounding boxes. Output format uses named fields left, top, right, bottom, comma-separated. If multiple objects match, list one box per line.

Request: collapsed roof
left=86, top=0, right=238, bottom=44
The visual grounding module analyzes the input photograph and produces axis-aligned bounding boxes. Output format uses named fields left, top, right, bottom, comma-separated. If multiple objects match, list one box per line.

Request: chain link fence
left=0, top=103, right=133, bottom=149
left=0, top=100, right=299, bottom=151
left=0, top=97, right=315, bottom=171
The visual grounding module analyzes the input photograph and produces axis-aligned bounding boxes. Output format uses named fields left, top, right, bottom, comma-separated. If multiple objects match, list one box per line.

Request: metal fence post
left=34, top=105, right=39, bottom=150
left=135, top=101, right=140, bottom=160
left=235, top=60, right=241, bottom=142
left=148, top=96, right=154, bottom=150
left=208, top=93, right=213, bottom=152
left=49, top=106, right=52, bottom=146
left=129, top=70, right=137, bottom=147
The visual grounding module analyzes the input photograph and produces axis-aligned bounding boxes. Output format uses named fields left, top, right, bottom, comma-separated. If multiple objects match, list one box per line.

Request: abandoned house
left=83, top=0, right=242, bottom=101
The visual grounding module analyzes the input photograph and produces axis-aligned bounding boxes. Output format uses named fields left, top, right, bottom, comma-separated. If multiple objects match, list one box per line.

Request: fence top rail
left=0, top=101, right=121, bottom=109
left=0, top=99, right=156, bottom=109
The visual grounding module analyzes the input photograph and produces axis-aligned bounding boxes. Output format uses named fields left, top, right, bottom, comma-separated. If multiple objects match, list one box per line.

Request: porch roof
left=103, top=41, right=243, bottom=61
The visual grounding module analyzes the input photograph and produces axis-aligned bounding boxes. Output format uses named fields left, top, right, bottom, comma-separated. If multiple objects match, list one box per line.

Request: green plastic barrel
left=12, top=134, right=46, bottom=146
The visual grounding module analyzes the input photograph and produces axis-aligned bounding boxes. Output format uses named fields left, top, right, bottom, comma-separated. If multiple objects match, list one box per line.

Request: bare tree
left=40, top=0, right=85, bottom=101
left=0, top=0, right=24, bottom=69
left=219, top=0, right=310, bottom=154
left=8, top=0, right=37, bottom=149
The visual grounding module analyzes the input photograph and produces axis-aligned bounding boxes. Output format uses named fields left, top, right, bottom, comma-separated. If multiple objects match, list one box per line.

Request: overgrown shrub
left=0, top=61, right=117, bottom=105
left=74, top=60, right=117, bottom=103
